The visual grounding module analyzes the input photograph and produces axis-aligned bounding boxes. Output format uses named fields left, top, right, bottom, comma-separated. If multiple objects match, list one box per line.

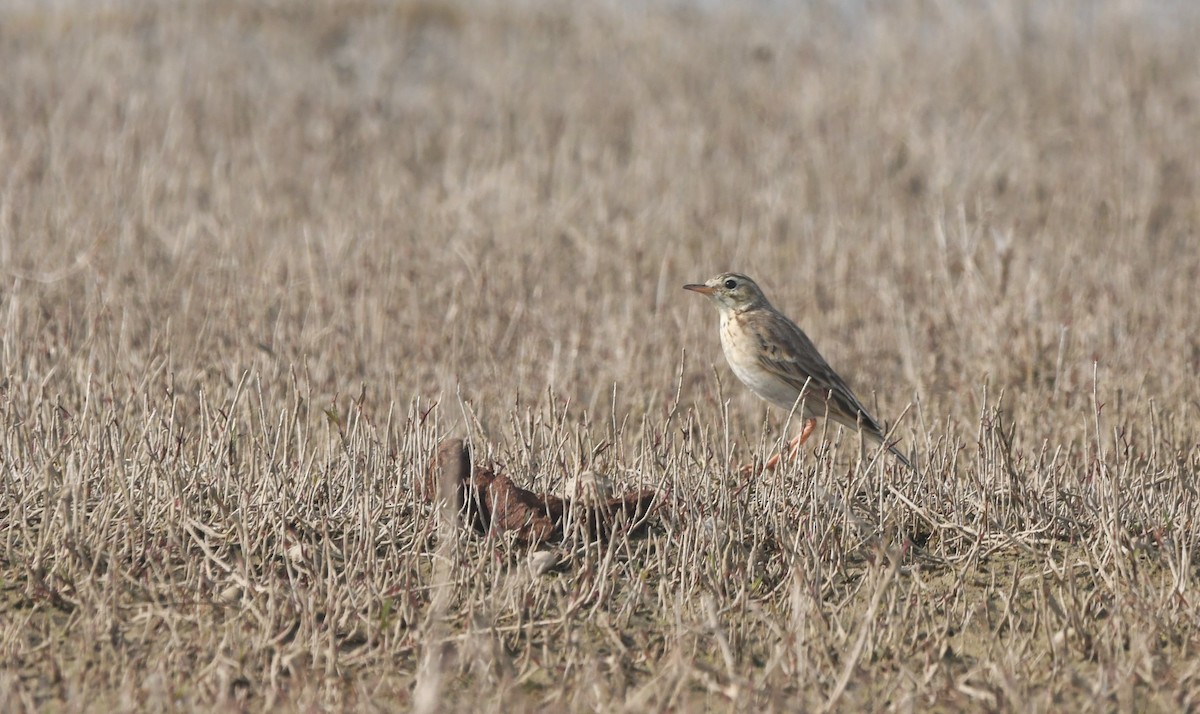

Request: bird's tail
left=861, top=426, right=914, bottom=470
left=886, top=442, right=913, bottom=470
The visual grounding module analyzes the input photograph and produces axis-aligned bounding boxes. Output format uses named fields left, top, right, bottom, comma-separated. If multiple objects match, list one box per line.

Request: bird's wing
left=750, top=310, right=887, bottom=438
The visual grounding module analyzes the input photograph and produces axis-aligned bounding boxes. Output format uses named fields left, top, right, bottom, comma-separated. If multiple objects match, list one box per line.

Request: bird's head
left=683, top=272, right=769, bottom=313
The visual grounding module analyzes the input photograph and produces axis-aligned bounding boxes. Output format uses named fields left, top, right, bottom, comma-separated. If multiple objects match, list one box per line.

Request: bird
left=684, top=272, right=911, bottom=471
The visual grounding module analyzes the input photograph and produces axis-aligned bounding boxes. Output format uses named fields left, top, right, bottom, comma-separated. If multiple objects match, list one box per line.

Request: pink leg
left=735, top=419, right=817, bottom=495
left=761, top=417, right=817, bottom=471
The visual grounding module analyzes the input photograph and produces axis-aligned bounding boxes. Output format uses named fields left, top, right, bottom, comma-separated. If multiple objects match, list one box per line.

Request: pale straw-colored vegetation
left=2, top=0, right=1199, bottom=710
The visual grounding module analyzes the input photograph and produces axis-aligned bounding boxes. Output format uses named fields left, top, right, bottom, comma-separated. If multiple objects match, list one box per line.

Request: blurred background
left=2, top=0, right=1198, bottom=443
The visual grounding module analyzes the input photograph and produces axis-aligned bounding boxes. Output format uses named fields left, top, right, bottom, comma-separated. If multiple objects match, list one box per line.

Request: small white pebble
left=564, top=470, right=613, bottom=504
left=285, top=541, right=306, bottom=563
left=216, top=584, right=243, bottom=604
left=528, top=550, right=560, bottom=577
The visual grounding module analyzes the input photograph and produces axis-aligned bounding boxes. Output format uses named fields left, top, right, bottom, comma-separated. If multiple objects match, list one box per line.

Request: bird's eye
left=723, top=278, right=737, bottom=290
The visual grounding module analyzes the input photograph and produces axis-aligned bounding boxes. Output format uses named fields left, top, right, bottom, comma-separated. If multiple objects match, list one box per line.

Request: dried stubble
left=1, top=0, right=1200, bottom=711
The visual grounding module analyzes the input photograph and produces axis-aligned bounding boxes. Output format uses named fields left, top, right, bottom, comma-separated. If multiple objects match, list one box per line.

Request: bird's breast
left=719, top=313, right=804, bottom=411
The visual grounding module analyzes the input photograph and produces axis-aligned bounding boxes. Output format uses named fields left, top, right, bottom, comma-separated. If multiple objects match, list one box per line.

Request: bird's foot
left=730, top=419, right=818, bottom=497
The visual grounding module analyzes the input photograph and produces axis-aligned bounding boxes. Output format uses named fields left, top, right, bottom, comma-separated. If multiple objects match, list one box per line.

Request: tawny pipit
left=685, top=272, right=912, bottom=470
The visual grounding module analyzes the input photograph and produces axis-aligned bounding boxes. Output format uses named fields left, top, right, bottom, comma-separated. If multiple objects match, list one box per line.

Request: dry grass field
left=3, top=0, right=1200, bottom=710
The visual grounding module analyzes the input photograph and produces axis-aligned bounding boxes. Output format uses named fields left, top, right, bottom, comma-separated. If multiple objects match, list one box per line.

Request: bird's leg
left=767, top=417, right=817, bottom=470
left=788, top=417, right=817, bottom=457
left=739, top=417, right=819, bottom=479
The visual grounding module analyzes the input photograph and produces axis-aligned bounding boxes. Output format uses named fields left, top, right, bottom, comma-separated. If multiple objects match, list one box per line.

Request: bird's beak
left=683, top=283, right=714, bottom=295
